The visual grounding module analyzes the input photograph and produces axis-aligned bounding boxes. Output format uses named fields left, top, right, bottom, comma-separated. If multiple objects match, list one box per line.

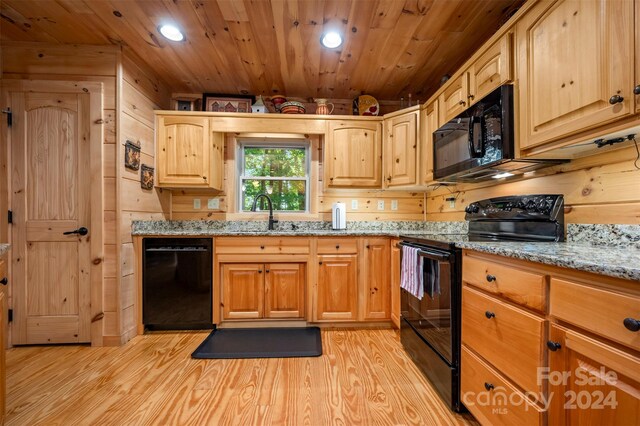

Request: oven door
left=400, top=246, right=454, bottom=364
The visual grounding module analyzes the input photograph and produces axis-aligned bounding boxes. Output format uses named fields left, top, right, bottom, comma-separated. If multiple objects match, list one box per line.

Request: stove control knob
left=465, top=203, right=480, bottom=214
left=525, top=200, right=536, bottom=211
left=516, top=201, right=525, bottom=210
left=536, top=200, right=546, bottom=212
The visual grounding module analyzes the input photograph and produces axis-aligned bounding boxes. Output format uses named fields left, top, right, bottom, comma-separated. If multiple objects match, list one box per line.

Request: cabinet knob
left=366, top=245, right=370, bottom=249
left=335, top=245, right=340, bottom=250
left=0, top=277, right=7, bottom=285
left=260, top=245, right=265, bottom=249
left=623, top=317, right=640, bottom=332
left=484, top=382, right=494, bottom=391
left=202, top=176, right=207, bottom=180
left=258, top=269, right=262, bottom=274
left=609, top=94, right=624, bottom=105
left=485, top=311, right=495, bottom=319
left=265, top=269, right=270, bottom=273
left=634, top=85, right=640, bottom=95
left=319, top=261, right=323, bottom=265
left=468, top=94, right=475, bottom=101
left=458, top=100, right=466, bottom=106
left=486, top=274, right=496, bottom=282
left=547, top=340, right=562, bottom=351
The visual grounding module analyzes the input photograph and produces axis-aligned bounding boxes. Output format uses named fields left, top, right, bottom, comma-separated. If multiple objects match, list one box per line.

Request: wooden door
left=390, top=239, right=401, bottom=328
left=221, top=263, right=264, bottom=319
left=468, top=33, right=512, bottom=105
left=420, top=100, right=440, bottom=185
left=264, top=263, right=305, bottom=319
left=439, top=73, right=469, bottom=122
left=517, top=0, right=634, bottom=150
left=156, top=115, right=211, bottom=187
left=316, top=255, right=358, bottom=321
left=325, top=120, right=382, bottom=188
left=362, top=239, right=390, bottom=320
left=384, top=110, right=418, bottom=187
left=548, top=324, right=640, bottom=425
left=10, top=90, right=96, bottom=345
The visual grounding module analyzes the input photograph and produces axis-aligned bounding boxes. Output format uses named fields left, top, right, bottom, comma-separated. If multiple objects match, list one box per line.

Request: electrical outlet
left=351, top=200, right=358, bottom=210
left=208, top=198, right=220, bottom=209
left=193, top=198, right=201, bottom=209
left=391, top=200, right=398, bottom=211
left=377, top=200, right=385, bottom=210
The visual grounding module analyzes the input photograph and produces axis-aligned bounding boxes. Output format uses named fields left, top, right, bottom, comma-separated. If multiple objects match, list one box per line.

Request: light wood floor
left=6, top=329, right=477, bottom=425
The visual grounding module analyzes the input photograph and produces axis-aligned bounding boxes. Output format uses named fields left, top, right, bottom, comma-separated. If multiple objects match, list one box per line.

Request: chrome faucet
left=250, top=193, right=279, bottom=230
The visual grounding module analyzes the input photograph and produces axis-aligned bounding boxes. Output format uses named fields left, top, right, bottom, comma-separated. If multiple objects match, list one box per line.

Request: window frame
left=237, top=139, right=311, bottom=213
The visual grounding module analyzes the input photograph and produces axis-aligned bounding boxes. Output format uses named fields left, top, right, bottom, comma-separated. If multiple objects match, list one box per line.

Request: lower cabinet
left=316, top=255, right=358, bottom=321
left=390, top=238, right=401, bottom=328
left=362, top=238, right=390, bottom=320
left=221, top=263, right=305, bottom=320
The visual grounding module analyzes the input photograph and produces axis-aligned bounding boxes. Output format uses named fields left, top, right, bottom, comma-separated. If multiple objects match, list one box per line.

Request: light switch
left=193, top=198, right=201, bottom=209
left=377, top=200, right=385, bottom=210
left=391, top=200, right=398, bottom=211
left=208, top=198, right=220, bottom=209
left=351, top=200, right=358, bottom=210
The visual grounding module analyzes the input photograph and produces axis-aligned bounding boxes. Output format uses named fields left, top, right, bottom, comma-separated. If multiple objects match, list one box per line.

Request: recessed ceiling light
left=321, top=31, right=342, bottom=49
left=159, top=24, right=185, bottom=42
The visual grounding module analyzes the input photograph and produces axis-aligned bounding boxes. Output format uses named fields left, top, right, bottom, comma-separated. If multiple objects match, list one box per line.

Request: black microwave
left=432, top=85, right=565, bottom=182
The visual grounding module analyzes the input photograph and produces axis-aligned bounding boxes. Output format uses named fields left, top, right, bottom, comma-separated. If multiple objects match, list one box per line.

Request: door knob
left=486, top=274, right=496, bottom=282
left=623, top=317, right=640, bottom=332
left=634, top=85, right=640, bottom=95
left=484, top=382, right=495, bottom=391
left=485, top=311, right=495, bottom=319
left=63, top=227, right=88, bottom=236
left=609, top=94, right=624, bottom=104
left=0, top=277, right=7, bottom=285
left=547, top=340, right=562, bottom=351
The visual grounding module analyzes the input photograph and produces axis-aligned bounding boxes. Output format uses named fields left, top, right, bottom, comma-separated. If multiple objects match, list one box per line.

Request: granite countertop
left=0, top=244, right=9, bottom=257
left=457, top=242, right=640, bottom=282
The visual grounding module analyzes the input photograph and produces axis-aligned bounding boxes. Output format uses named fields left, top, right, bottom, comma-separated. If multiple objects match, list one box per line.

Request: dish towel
left=424, top=259, right=441, bottom=299
left=400, top=246, right=423, bottom=299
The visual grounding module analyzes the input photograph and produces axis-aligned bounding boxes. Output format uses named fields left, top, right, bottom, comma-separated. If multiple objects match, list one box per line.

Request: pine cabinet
left=362, top=238, right=390, bottom=320
left=439, top=74, right=469, bottom=123
left=419, top=100, right=440, bottom=185
left=0, top=256, right=5, bottom=422
left=636, top=0, right=640, bottom=114
left=221, top=263, right=305, bottom=320
left=467, top=33, right=513, bottom=106
left=390, top=239, right=401, bottom=329
left=325, top=120, right=382, bottom=188
left=383, top=107, right=419, bottom=188
left=516, top=0, right=635, bottom=152
left=156, top=115, right=224, bottom=189
left=316, top=254, right=358, bottom=321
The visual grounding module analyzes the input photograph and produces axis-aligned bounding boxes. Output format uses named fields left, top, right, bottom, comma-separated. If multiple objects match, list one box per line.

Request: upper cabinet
left=467, top=33, right=513, bottom=106
left=439, top=74, right=469, bottom=123
left=420, top=100, right=440, bottom=185
left=156, top=115, right=224, bottom=189
left=325, top=120, right=382, bottom=188
left=383, top=107, right=419, bottom=188
left=516, top=0, right=635, bottom=152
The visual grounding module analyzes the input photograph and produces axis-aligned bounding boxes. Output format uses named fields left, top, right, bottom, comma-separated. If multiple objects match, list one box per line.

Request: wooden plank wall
left=0, top=42, right=120, bottom=343
left=426, top=146, right=640, bottom=224
left=170, top=134, right=425, bottom=221
left=118, top=50, right=171, bottom=344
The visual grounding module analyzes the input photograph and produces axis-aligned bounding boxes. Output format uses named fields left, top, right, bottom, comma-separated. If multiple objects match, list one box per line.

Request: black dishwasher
left=143, top=238, right=213, bottom=330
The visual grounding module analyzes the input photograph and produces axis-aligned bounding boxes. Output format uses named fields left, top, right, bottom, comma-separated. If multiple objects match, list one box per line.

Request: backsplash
left=567, top=224, right=640, bottom=249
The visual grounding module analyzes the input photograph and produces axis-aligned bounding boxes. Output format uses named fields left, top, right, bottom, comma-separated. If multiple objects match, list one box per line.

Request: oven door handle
left=398, top=242, right=451, bottom=261
left=468, top=115, right=485, bottom=158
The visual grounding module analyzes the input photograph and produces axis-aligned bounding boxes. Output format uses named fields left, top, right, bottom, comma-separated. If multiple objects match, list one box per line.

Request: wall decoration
left=124, top=140, right=141, bottom=170
left=140, top=164, right=154, bottom=190
left=203, top=93, right=255, bottom=113
left=352, top=94, right=379, bottom=116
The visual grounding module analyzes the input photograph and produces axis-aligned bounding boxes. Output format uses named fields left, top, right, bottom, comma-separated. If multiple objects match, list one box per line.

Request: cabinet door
left=316, top=255, right=358, bottom=321
left=264, top=263, right=305, bottom=319
left=384, top=110, right=418, bottom=187
left=363, top=239, right=390, bottom=320
left=156, top=115, right=211, bottom=187
left=439, top=73, right=469, bottom=123
left=468, top=33, right=512, bottom=105
left=636, top=0, right=640, bottom=114
left=209, top=131, right=225, bottom=190
left=548, top=324, right=640, bottom=425
left=390, top=239, right=401, bottom=328
left=517, top=0, right=634, bottom=151
left=221, top=264, right=264, bottom=320
left=0, top=259, right=4, bottom=421
left=419, top=100, right=440, bottom=185
left=325, top=120, right=382, bottom=188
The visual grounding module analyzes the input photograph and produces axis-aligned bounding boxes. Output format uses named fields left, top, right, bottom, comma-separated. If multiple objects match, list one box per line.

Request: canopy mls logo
left=462, top=366, right=619, bottom=413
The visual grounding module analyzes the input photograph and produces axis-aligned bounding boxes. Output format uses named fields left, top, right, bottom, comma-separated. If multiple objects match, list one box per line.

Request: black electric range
left=398, top=194, right=565, bottom=412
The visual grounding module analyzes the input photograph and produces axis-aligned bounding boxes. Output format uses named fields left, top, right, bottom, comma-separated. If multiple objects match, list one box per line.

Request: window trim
left=237, top=139, right=311, bottom=213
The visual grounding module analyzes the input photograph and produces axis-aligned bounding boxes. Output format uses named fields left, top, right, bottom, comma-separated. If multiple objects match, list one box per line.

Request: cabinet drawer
left=463, top=254, right=547, bottom=312
left=462, top=286, right=545, bottom=394
left=462, top=346, right=544, bottom=426
left=317, top=238, right=358, bottom=254
left=550, top=278, right=640, bottom=352
left=215, top=237, right=310, bottom=254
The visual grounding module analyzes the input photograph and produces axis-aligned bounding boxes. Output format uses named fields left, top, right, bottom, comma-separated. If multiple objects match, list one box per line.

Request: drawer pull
left=486, top=274, right=496, bottom=282
left=0, top=277, right=6, bottom=285
left=623, top=317, right=640, bottom=332
left=484, top=311, right=495, bottom=319
left=484, top=382, right=494, bottom=391
left=547, top=340, right=562, bottom=351
left=260, top=245, right=265, bottom=249
left=335, top=245, right=340, bottom=250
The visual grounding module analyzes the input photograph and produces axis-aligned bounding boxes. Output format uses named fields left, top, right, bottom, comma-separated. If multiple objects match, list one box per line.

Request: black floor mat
left=191, top=327, right=322, bottom=359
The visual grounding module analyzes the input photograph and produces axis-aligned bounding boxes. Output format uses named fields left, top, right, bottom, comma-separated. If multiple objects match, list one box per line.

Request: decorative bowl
left=280, top=101, right=306, bottom=114
left=270, top=95, right=287, bottom=111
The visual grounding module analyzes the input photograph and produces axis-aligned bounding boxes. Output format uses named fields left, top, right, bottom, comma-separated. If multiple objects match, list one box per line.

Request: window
left=238, top=141, right=310, bottom=212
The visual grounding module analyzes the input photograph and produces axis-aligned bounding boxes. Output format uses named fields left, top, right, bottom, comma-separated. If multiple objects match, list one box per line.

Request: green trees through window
left=240, top=145, right=309, bottom=212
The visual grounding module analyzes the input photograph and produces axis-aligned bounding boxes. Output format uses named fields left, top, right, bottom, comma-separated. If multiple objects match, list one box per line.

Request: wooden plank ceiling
left=0, top=0, right=524, bottom=101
